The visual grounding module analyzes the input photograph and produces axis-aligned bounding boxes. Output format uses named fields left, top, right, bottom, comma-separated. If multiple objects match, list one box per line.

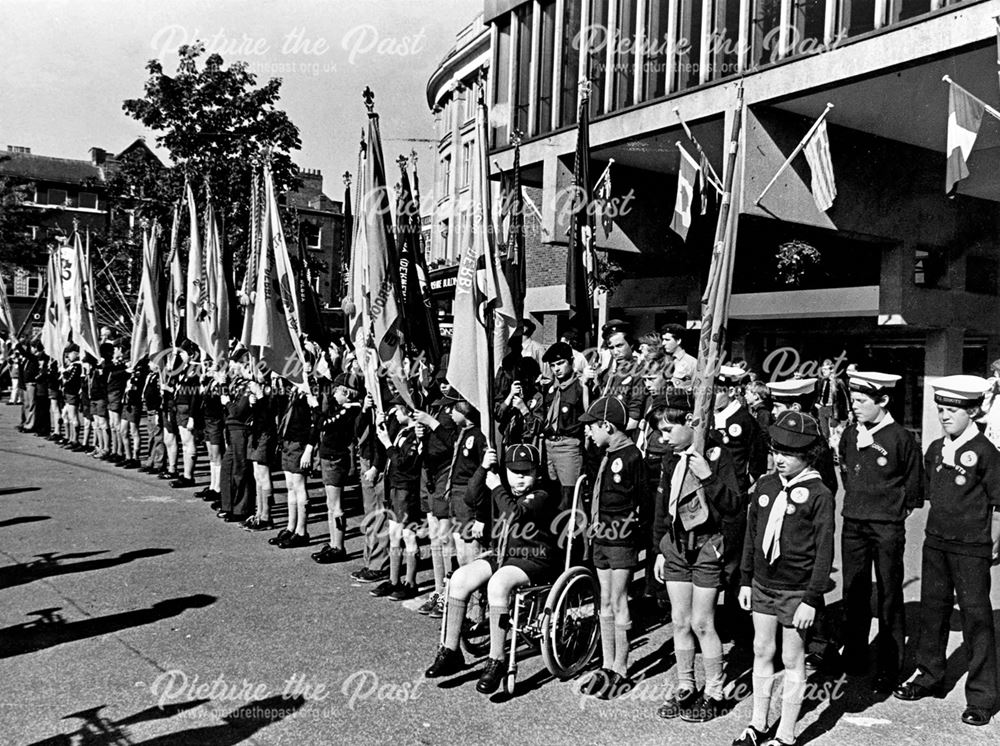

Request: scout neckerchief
left=941, top=419, right=978, bottom=467
left=590, top=431, right=632, bottom=530
left=278, top=390, right=299, bottom=438
left=668, top=450, right=692, bottom=520
left=443, top=424, right=474, bottom=504
left=856, top=411, right=893, bottom=449
left=545, top=376, right=576, bottom=433
left=761, top=467, right=820, bottom=564
left=714, top=399, right=741, bottom=430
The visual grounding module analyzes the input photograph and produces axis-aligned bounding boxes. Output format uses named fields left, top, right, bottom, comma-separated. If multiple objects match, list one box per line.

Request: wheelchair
left=441, top=474, right=601, bottom=694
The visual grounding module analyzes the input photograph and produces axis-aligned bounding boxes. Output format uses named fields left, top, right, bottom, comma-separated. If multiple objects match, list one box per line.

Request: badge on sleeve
left=465, top=435, right=475, bottom=450
left=758, top=494, right=770, bottom=507
left=706, top=447, right=721, bottom=462
left=728, top=423, right=742, bottom=438
left=611, top=458, right=623, bottom=473
left=955, top=475, right=967, bottom=486
left=790, top=487, right=809, bottom=504
left=960, top=451, right=978, bottom=468
left=785, top=504, right=796, bottom=515
left=876, top=456, right=888, bottom=467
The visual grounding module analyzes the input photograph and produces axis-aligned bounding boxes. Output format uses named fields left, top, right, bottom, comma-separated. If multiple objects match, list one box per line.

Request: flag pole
left=674, top=108, right=723, bottom=193
left=941, top=75, right=1000, bottom=120
left=753, top=102, right=834, bottom=206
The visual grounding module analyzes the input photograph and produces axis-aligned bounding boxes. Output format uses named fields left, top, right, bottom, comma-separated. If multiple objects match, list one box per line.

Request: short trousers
left=281, top=440, right=308, bottom=474
left=389, top=485, right=421, bottom=526
left=420, top=468, right=451, bottom=519
left=751, top=580, right=810, bottom=628
left=162, top=409, right=179, bottom=435
left=203, top=417, right=224, bottom=446
left=124, top=405, right=142, bottom=425
left=247, top=431, right=274, bottom=463
left=90, top=399, right=108, bottom=418
left=592, top=542, right=639, bottom=570
left=488, top=551, right=557, bottom=584
left=660, top=532, right=725, bottom=589
left=64, top=394, right=79, bottom=408
left=320, top=453, right=351, bottom=488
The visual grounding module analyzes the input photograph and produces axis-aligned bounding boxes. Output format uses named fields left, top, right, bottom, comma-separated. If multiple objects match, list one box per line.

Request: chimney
left=90, top=147, right=106, bottom=166
left=299, top=167, right=323, bottom=191
left=6, top=145, right=31, bottom=154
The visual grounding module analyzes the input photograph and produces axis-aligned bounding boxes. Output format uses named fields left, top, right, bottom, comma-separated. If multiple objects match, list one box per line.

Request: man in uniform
left=838, top=371, right=922, bottom=692
left=540, top=341, right=587, bottom=510
left=660, top=324, right=697, bottom=391
left=584, top=320, right=643, bottom=435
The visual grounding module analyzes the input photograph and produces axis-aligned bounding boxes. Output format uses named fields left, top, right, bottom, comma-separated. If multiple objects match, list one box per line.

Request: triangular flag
left=670, top=145, right=700, bottom=240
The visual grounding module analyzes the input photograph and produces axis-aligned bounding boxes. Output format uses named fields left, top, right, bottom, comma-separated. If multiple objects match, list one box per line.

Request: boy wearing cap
left=838, top=371, right=922, bottom=692
left=312, top=374, right=362, bottom=564
left=735, top=411, right=835, bottom=746
left=895, top=375, right=1000, bottom=727
left=765, top=379, right=838, bottom=494
left=425, top=443, right=560, bottom=694
left=577, top=396, right=648, bottom=699
left=541, top=341, right=588, bottom=510
left=650, top=392, right=742, bottom=722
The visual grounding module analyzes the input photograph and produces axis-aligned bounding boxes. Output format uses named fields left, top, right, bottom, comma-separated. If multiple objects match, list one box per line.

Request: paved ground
left=0, top=403, right=998, bottom=745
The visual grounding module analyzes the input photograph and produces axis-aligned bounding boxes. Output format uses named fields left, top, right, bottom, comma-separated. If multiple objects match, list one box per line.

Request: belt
left=545, top=433, right=581, bottom=442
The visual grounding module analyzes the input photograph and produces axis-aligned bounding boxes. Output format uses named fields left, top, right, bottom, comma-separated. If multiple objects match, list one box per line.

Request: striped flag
left=803, top=119, right=836, bottom=211
left=945, top=81, right=986, bottom=195
left=669, top=145, right=700, bottom=240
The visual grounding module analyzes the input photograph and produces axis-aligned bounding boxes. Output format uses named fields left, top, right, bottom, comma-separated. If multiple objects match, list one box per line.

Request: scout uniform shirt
left=542, top=375, right=587, bottom=440
left=595, top=358, right=644, bottom=426
left=386, top=426, right=423, bottom=490
left=449, top=426, right=488, bottom=527
left=714, top=399, right=767, bottom=491
left=741, top=469, right=835, bottom=608
left=840, top=413, right=923, bottom=522
left=589, top=432, right=647, bottom=547
left=924, top=423, right=1000, bottom=558
left=318, top=395, right=360, bottom=458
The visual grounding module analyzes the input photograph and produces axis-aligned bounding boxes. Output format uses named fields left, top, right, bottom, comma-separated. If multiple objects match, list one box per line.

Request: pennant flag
left=250, top=163, right=310, bottom=391
left=164, top=203, right=185, bottom=348
left=396, top=157, right=442, bottom=367
left=945, top=81, right=986, bottom=195
left=670, top=145, right=700, bottom=240
left=130, top=225, right=165, bottom=368
left=498, top=137, right=526, bottom=326
left=68, top=229, right=99, bottom=360
left=803, top=119, right=837, bottom=211
left=565, top=88, right=595, bottom=341
left=240, top=167, right=264, bottom=349
left=0, top=271, right=15, bottom=337
left=41, top=247, right=68, bottom=362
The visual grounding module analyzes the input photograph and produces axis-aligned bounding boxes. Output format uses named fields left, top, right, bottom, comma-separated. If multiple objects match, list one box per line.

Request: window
left=708, top=0, right=743, bottom=81
left=13, top=269, right=29, bottom=296
left=492, top=16, right=512, bottom=146
left=750, top=0, right=782, bottom=69
left=890, top=0, right=931, bottom=22
left=27, top=273, right=42, bottom=297
left=559, top=0, right=583, bottom=127
left=301, top=222, right=321, bottom=250
left=643, top=0, right=669, bottom=100
left=536, top=0, right=557, bottom=134
left=461, top=142, right=473, bottom=188
left=839, top=0, right=877, bottom=37
left=78, top=191, right=98, bottom=209
left=676, top=0, right=704, bottom=89
left=48, top=188, right=67, bottom=206
left=789, top=0, right=825, bottom=56
left=442, top=155, right=452, bottom=195
left=465, top=89, right=475, bottom=121
left=913, top=247, right=947, bottom=288
left=588, top=0, right=610, bottom=117
left=612, top=0, right=637, bottom=110
left=513, top=2, right=534, bottom=136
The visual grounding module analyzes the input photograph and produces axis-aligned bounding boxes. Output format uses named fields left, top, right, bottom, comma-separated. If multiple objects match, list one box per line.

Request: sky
left=0, top=0, right=481, bottom=199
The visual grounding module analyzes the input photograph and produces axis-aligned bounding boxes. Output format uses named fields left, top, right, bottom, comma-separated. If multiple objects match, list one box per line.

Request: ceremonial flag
left=0, top=271, right=14, bottom=337
left=296, top=230, right=329, bottom=347
left=41, top=247, right=68, bottom=362
left=448, top=88, right=518, bottom=439
left=396, top=158, right=441, bottom=367
left=499, top=137, right=526, bottom=324
left=165, top=202, right=185, bottom=347
left=201, top=190, right=229, bottom=361
left=130, top=225, right=165, bottom=368
left=803, top=119, right=836, bottom=211
left=669, top=145, right=700, bottom=240
left=183, top=181, right=210, bottom=356
left=251, top=163, right=309, bottom=391
left=565, top=88, right=594, bottom=341
left=240, top=168, right=264, bottom=349
left=945, top=80, right=987, bottom=195
left=68, top=229, right=99, bottom=360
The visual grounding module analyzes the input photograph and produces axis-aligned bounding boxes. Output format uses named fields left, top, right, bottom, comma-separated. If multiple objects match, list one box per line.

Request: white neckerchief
left=714, top=400, right=741, bottom=430
left=761, top=468, right=820, bottom=564
left=856, top=412, right=893, bottom=449
left=941, top=420, right=978, bottom=467
left=668, top=451, right=691, bottom=520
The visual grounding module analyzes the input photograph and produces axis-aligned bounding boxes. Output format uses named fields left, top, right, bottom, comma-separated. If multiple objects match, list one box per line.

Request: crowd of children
left=5, top=317, right=1000, bottom=743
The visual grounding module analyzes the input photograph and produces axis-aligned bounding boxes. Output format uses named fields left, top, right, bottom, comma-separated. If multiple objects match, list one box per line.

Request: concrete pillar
left=924, top=328, right=964, bottom=377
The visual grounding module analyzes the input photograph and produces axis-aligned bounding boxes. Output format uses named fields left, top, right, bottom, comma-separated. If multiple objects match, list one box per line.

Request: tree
left=0, top=159, right=49, bottom=274
left=119, top=43, right=304, bottom=333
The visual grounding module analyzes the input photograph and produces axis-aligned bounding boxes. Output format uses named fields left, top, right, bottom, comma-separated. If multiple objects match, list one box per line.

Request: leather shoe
left=425, top=646, right=465, bottom=678
left=893, top=682, right=941, bottom=701
left=961, top=707, right=990, bottom=726
left=475, top=657, right=507, bottom=694
left=312, top=545, right=348, bottom=564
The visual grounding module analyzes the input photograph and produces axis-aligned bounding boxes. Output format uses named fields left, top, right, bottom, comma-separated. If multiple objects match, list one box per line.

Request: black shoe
left=193, top=486, right=214, bottom=499
left=417, top=593, right=440, bottom=615
left=352, top=567, right=387, bottom=583
left=170, top=476, right=195, bottom=488
left=597, top=671, right=634, bottom=700
left=217, top=511, right=232, bottom=520
left=657, top=687, right=700, bottom=719
left=961, top=707, right=991, bottom=726
left=158, top=471, right=179, bottom=480
left=893, top=682, right=942, bottom=701
left=224, top=513, right=251, bottom=523
left=139, top=465, right=156, bottom=474
left=209, top=501, right=221, bottom=511
left=425, top=646, right=465, bottom=678
left=389, top=582, right=419, bottom=601
left=370, top=581, right=399, bottom=598
left=246, top=517, right=274, bottom=532
left=200, top=489, right=219, bottom=502
left=475, top=657, right=507, bottom=694
left=279, top=532, right=311, bottom=548
left=123, top=459, right=141, bottom=469
left=579, top=668, right=613, bottom=697
left=268, top=529, right=293, bottom=546
left=732, top=725, right=768, bottom=746
left=311, top=545, right=348, bottom=564
left=680, top=694, right=733, bottom=722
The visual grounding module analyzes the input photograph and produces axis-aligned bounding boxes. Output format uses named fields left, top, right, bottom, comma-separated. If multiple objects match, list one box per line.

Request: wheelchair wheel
left=539, top=566, right=600, bottom=679
left=460, top=591, right=490, bottom=657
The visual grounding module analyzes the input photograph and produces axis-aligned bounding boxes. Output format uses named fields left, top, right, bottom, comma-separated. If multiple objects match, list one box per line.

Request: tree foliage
left=0, top=159, right=49, bottom=273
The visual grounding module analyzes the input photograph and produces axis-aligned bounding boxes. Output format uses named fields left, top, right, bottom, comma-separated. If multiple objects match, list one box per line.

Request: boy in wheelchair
left=425, top=443, right=560, bottom=694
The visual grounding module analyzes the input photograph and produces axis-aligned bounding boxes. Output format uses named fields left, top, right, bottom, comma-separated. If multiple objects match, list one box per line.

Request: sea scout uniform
left=838, top=371, right=923, bottom=685
left=541, top=342, right=587, bottom=509
left=899, top=376, right=1000, bottom=722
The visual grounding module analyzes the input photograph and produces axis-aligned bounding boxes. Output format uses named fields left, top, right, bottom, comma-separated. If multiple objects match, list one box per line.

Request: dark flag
left=396, top=158, right=442, bottom=367
left=565, top=86, right=594, bottom=343
left=296, top=231, right=330, bottom=347
left=499, top=135, right=526, bottom=327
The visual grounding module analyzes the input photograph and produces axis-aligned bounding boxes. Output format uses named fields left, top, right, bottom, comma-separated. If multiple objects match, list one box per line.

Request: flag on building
left=130, top=225, right=165, bottom=368
left=41, top=247, right=68, bottom=362
left=251, top=164, right=310, bottom=391
left=565, top=88, right=595, bottom=341
left=945, top=80, right=987, bottom=195
left=447, top=89, right=518, bottom=439
left=669, top=145, right=700, bottom=241
left=68, top=229, right=99, bottom=360
left=803, top=119, right=837, bottom=211
left=165, top=203, right=185, bottom=348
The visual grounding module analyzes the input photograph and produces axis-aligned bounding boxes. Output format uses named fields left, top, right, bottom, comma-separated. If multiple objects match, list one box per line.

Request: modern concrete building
left=471, top=0, right=1000, bottom=434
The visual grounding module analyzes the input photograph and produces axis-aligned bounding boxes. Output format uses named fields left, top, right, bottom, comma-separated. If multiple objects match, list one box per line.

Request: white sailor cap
left=716, top=365, right=747, bottom=384
left=931, top=375, right=989, bottom=408
left=848, top=371, right=901, bottom=396
left=766, top=378, right=817, bottom=401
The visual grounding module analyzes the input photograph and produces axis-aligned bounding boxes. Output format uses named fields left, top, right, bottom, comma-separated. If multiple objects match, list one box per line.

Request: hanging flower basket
left=775, top=239, right=821, bottom=286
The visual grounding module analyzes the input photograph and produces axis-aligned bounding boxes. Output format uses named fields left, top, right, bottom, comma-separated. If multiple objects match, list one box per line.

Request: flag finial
left=510, top=130, right=523, bottom=147
left=396, top=154, right=408, bottom=174
left=362, top=86, right=375, bottom=113
left=342, top=171, right=352, bottom=188
left=410, top=149, right=418, bottom=167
